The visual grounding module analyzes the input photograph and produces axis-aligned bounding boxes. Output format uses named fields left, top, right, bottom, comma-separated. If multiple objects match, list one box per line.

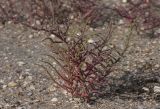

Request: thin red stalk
left=37, top=64, right=72, bottom=90
left=41, top=60, right=71, bottom=84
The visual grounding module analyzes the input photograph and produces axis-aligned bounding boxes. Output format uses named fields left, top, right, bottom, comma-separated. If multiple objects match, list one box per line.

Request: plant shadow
left=89, top=67, right=160, bottom=104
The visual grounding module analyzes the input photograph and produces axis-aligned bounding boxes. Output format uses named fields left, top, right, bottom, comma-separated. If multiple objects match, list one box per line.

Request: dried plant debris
left=115, top=0, right=160, bottom=37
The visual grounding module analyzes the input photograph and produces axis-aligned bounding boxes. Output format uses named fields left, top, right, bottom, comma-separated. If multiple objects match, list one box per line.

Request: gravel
left=0, top=1, right=160, bottom=108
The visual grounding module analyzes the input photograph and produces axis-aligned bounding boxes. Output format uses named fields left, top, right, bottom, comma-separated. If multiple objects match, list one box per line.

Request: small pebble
left=102, top=27, right=105, bottom=30
left=49, top=34, right=56, bottom=38
left=152, top=41, right=157, bottom=44
left=7, top=21, right=12, bottom=24
left=52, top=62, right=57, bottom=66
left=27, top=76, right=33, bottom=80
left=19, top=75, right=23, bottom=80
left=8, top=81, right=17, bottom=87
left=51, top=98, right=58, bottom=102
left=4, top=57, right=8, bottom=60
left=36, top=20, right=41, bottom=25
left=154, top=86, right=160, bottom=93
left=76, top=32, right=81, bottom=36
left=27, top=92, right=33, bottom=96
left=17, top=61, right=25, bottom=66
left=122, top=0, right=127, bottom=3
left=23, top=81, right=29, bottom=87
left=119, top=19, right=124, bottom=24
left=25, top=69, right=31, bottom=72
left=73, top=105, right=79, bottom=108
left=155, top=64, right=160, bottom=68
left=87, top=104, right=93, bottom=108
left=3, top=85, right=7, bottom=89
left=28, top=34, right=34, bottom=39
left=0, top=79, right=4, bottom=83
left=87, top=39, right=94, bottom=43
left=89, top=28, right=94, bottom=31
left=70, top=15, right=74, bottom=19
left=17, top=107, right=25, bottom=109
left=48, top=85, right=56, bottom=92
left=0, top=25, right=3, bottom=29
left=28, top=85, right=35, bottom=90
left=142, top=87, right=149, bottom=92
left=102, top=46, right=108, bottom=51
left=67, top=37, right=71, bottom=41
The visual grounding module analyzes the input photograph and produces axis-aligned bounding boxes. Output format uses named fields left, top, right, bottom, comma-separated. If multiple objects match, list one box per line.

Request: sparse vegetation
left=0, top=0, right=159, bottom=104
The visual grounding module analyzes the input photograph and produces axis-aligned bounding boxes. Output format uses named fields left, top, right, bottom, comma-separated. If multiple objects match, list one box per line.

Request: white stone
left=4, top=57, right=8, bottom=60
left=28, top=76, right=33, bottom=80
left=49, top=34, right=56, bottom=38
left=102, top=46, right=108, bottom=51
left=102, top=27, right=105, bottom=30
left=7, top=21, right=12, bottom=24
left=28, top=85, right=35, bottom=90
left=36, top=20, right=41, bottom=25
left=155, top=64, right=160, bottom=68
left=52, top=62, right=57, bottom=67
left=0, top=25, right=3, bottom=29
left=23, top=81, right=29, bottom=87
left=8, top=81, right=17, bottom=87
left=48, top=85, right=56, bottom=92
left=140, top=27, right=145, bottom=31
left=139, top=59, right=144, bottom=63
left=28, top=34, right=34, bottom=39
left=119, top=19, right=124, bottom=24
left=142, top=87, right=149, bottom=92
left=87, top=39, right=94, bottom=43
left=67, top=37, right=71, bottom=41
left=87, top=104, right=93, bottom=108
left=17, top=107, right=24, bottom=109
left=27, top=92, right=33, bottom=96
left=25, top=71, right=30, bottom=75
left=76, top=32, right=81, bottom=36
left=25, top=69, right=31, bottom=72
left=19, top=75, right=23, bottom=80
left=0, top=79, right=4, bottom=83
left=51, top=98, right=58, bottom=102
left=17, top=61, right=25, bottom=66
left=154, top=86, right=160, bottom=93
left=2, top=85, right=7, bottom=89
left=60, top=25, right=64, bottom=28
left=73, top=105, right=79, bottom=108
left=122, top=0, right=127, bottom=3
left=70, top=15, right=74, bottom=19
left=89, top=28, right=94, bottom=31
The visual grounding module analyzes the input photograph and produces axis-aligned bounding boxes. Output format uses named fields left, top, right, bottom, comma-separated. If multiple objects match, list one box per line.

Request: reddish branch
left=0, top=0, right=130, bottom=102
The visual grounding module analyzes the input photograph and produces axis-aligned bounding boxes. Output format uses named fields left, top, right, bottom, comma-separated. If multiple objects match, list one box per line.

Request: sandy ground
left=0, top=20, right=160, bottom=109
left=0, top=1, right=160, bottom=109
